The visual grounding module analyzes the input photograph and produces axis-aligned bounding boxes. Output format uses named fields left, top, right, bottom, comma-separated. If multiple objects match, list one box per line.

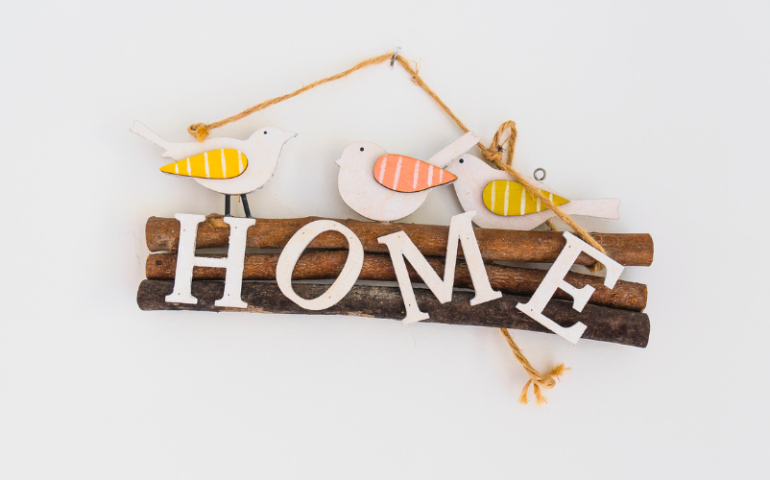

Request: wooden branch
left=146, top=215, right=654, bottom=268
left=147, top=251, right=647, bottom=311
left=137, top=280, right=650, bottom=348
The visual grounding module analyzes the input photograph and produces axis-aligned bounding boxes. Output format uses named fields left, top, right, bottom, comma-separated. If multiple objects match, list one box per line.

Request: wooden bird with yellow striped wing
left=130, top=121, right=296, bottom=217
left=335, top=133, right=479, bottom=222
left=444, top=154, right=620, bottom=230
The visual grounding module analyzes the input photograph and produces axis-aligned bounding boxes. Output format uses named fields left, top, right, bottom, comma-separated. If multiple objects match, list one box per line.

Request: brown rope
left=188, top=53, right=395, bottom=142
left=187, top=52, right=607, bottom=256
left=499, top=328, right=568, bottom=405
left=187, top=51, right=616, bottom=402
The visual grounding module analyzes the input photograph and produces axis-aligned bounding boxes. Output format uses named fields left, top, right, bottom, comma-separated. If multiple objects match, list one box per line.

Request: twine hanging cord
left=187, top=52, right=608, bottom=262
left=188, top=53, right=397, bottom=142
left=188, top=51, right=611, bottom=404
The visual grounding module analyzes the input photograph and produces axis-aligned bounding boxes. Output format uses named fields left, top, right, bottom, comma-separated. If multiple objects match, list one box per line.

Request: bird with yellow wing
left=130, top=121, right=296, bottom=217
left=444, top=154, right=620, bottom=230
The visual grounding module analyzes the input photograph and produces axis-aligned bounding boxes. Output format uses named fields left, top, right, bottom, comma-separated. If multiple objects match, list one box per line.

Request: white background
left=1, top=1, right=768, bottom=478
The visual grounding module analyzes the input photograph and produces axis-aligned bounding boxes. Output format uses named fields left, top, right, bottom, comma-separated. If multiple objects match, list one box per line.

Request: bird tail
left=562, top=198, right=620, bottom=220
left=429, top=132, right=480, bottom=167
left=130, top=120, right=171, bottom=152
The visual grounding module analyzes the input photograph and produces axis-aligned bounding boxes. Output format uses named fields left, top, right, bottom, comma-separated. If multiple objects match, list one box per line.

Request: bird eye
left=360, top=147, right=364, bottom=152
left=264, top=131, right=267, bottom=135
left=459, top=158, right=464, bottom=163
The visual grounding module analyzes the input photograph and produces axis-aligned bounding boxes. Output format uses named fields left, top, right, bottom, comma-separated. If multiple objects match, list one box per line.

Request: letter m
left=377, top=211, right=502, bottom=324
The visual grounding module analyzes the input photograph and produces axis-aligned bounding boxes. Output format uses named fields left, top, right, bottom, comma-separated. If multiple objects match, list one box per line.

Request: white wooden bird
left=335, top=132, right=479, bottom=222
left=130, top=121, right=296, bottom=217
left=444, top=154, right=620, bottom=230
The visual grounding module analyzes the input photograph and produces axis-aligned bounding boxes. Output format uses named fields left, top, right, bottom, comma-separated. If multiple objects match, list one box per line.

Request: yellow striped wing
left=160, top=149, right=248, bottom=179
left=482, top=180, right=569, bottom=216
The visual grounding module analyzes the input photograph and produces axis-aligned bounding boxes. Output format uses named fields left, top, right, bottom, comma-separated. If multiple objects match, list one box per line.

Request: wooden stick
left=146, top=251, right=647, bottom=312
left=146, top=215, right=654, bottom=268
left=137, top=280, right=650, bottom=348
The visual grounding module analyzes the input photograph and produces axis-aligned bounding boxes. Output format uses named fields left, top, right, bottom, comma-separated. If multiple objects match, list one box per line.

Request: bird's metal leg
left=224, top=195, right=231, bottom=217
left=241, top=194, right=252, bottom=218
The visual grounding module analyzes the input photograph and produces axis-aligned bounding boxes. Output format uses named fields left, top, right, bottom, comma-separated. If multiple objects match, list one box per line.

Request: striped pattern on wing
left=159, top=149, right=248, bottom=179
left=482, top=180, right=570, bottom=216
left=373, top=154, right=457, bottom=193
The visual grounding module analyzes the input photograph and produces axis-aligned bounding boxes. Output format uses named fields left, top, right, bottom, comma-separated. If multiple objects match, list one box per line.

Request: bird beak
left=285, top=131, right=298, bottom=142
left=334, top=158, right=341, bottom=166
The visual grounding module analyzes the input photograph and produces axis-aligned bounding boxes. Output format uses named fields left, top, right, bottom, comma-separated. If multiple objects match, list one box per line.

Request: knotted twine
left=187, top=51, right=610, bottom=404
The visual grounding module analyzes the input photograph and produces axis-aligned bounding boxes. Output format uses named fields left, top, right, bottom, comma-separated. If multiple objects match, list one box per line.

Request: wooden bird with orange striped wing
left=335, top=133, right=479, bottom=222
left=130, top=121, right=296, bottom=217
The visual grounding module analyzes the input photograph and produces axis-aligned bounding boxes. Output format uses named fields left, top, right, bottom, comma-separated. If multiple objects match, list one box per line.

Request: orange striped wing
left=373, top=154, right=457, bottom=193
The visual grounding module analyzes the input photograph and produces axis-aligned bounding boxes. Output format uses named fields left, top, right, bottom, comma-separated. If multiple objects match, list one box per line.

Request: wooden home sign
left=137, top=213, right=653, bottom=348
left=132, top=51, right=654, bottom=402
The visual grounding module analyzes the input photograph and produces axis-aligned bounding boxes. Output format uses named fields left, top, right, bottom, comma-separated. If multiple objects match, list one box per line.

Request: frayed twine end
left=518, top=363, right=570, bottom=406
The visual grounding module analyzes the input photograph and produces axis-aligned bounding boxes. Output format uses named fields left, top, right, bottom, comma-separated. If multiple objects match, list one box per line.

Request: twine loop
left=188, top=123, right=210, bottom=143
left=478, top=120, right=519, bottom=167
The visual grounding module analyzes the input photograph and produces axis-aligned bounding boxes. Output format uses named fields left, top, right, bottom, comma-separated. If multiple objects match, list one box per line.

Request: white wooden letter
left=166, top=213, right=255, bottom=308
left=377, top=211, right=502, bottom=324
left=516, top=231, right=625, bottom=344
left=276, top=220, right=364, bottom=310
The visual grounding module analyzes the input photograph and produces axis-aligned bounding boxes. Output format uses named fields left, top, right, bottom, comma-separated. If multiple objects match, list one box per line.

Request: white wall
left=0, top=1, right=767, bottom=478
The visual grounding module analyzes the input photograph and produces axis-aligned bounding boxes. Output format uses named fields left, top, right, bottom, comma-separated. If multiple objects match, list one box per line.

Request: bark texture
left=146, top=215, right=654, bottom=268
left=137, top=280, right=650, bottom=348
left=146, top=251, right=647, bottom=311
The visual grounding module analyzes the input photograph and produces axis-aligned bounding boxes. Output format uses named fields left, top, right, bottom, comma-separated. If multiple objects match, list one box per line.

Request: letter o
left=276, top=220, right=364, bottom=310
